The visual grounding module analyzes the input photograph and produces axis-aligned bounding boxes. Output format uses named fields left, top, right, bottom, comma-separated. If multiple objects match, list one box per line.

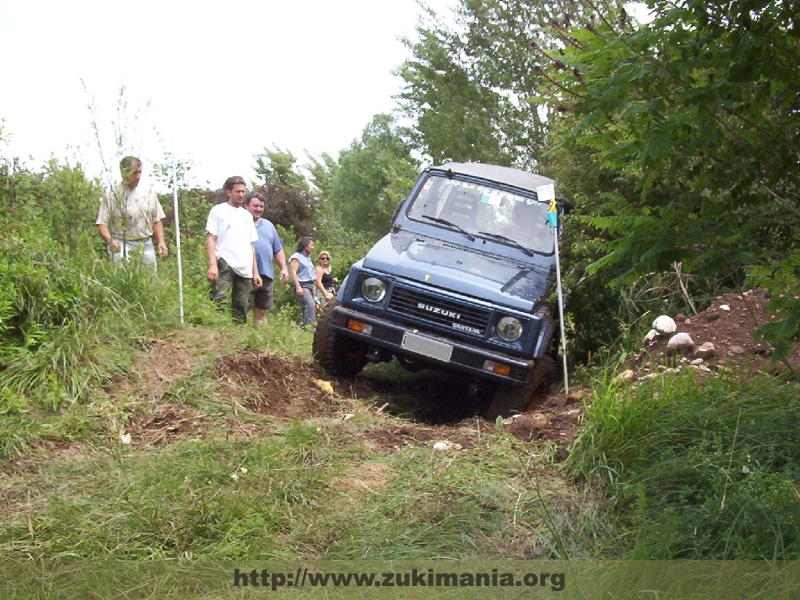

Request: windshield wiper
left=421, top=215, right=475, bottom=241
left=477, top=231, right=534, bottom=257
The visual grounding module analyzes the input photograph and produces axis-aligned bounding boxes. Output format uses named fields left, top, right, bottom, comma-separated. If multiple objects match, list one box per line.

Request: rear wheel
left=485, top=355, right=557, bottom=420
left=312, top=300, right=369, bottom=378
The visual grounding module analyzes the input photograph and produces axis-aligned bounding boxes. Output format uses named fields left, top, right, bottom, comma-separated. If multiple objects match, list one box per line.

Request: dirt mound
left=215, top=350, right=347, bottom=419
left=626, top=288, right=800, bottom=380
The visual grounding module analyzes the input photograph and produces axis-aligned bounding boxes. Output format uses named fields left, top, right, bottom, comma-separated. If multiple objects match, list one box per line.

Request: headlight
left=361, top=277, right=386, bottom=302
left=497, top=316, right=523, bottom=342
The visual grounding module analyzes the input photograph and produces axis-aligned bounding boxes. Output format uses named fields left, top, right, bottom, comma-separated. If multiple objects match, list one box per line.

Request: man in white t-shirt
left=206, top=176, right=262, bottom=323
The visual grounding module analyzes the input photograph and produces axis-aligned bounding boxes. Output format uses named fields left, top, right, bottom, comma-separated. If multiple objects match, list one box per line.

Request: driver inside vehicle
left=504, top=202, right=549, bottom=248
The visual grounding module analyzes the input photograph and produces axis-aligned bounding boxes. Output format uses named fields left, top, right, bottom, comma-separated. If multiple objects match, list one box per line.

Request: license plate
left=401, top=332, right=453, bottom=362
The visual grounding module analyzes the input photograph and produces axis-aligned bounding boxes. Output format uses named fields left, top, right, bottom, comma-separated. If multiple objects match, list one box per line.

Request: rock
left=667, top=332, right=695, bottom=353
left=675, top=313, right=687, bottom=322
left=684, top=318, right=692, bottom=325
left=706, top=312, right=721, bottom=322
left=433, top=441, right=463, bottom=451
left=504, top=413, right=549, bottom=440
left=720, top=304, right=731, bottom=311
left=653, top=315, right=677, bottom=334
left=691, top=358, right=704, bottom=365
left=693, top=342, right=716, bottom=360
left=643, top=329, right=659, bottom=346
left=567, top=390, right=585, bottom=403
left=614, top=369, right=636, bottom=383
left=729, top=345, right=746, bottom=355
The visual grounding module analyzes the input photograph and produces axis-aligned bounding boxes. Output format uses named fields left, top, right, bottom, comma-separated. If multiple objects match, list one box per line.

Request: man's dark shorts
left=251, top=276, right=275, bottom=310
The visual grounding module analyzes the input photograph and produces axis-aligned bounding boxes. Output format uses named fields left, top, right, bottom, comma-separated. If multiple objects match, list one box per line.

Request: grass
left=0, top=404, right=593, bottom=561
left=0, top=314, right=614, bottom=564
left=567, top=367, right=800, bottom=559
left=3, top=280, right=799, bottom=569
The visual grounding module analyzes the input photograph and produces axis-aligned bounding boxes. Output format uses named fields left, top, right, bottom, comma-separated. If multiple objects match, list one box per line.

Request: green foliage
left=253, top=146, right=310, bottom=193
left=0, top=155, right=225, bottom=412
left=537, top=0, right=800, bottom=363
left=568, top=370, right=800, bottom=558
left=397, top=0, right=622, bottom=168
left=327, top=114, right=419, bottom=239
left=746, top=252, right=800, bottom=376
left=304, top=151, right=338, bottom=199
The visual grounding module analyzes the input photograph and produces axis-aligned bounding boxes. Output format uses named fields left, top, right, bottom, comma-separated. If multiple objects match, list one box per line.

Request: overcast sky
left=0, top=0, right=451, bottom=188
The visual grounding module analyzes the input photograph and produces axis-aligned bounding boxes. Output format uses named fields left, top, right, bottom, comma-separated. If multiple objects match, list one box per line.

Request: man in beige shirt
left=96, top=156, right=168, bottom=268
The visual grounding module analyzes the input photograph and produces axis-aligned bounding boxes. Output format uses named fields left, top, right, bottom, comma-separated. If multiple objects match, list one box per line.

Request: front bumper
left=330, top=305, right=534, bottom=384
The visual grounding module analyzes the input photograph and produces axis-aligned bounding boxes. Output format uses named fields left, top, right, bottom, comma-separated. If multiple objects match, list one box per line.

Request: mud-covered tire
left=485, top=355, right=558, bottom=420
left=312, top=299, right=369, bottom=378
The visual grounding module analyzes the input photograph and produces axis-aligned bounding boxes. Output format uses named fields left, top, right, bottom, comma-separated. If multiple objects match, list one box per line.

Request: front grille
left=388, top=287, right=490, bottom=335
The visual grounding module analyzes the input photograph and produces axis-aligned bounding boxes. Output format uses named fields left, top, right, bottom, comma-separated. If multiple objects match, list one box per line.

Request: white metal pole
left=552, top=226, right=569, bottom=394
left=172, top=140, right=185, bottom=324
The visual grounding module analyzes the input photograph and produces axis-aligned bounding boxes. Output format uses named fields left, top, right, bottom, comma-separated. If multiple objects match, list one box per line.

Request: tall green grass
left=567, top=368, right=800, bottom=559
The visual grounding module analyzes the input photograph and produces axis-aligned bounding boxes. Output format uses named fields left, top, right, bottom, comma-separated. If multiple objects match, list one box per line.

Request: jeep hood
left=362, top=233, right=554, bottom=312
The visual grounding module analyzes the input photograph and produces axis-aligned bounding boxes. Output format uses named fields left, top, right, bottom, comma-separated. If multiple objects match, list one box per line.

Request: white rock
left=643, top=329, right=659, bottom=345
left=691, top=358, right=704, bottom=365
left=653, top=315, right=677, bottom=334
left=433, top=441, right=462, bottom=451
left=720, top=304, right=730, bottom=311
left=667, top=332, right=695, bottom=353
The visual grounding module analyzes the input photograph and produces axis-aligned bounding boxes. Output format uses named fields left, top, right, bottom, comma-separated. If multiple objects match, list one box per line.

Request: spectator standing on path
left=206, top=176, right=262, bottom=323
left=244, top=191, right=289, bottom=328
left=288, top=236, right=319, bottom=329
left=314, top=250, right=338, bottom=311
left=96, top=156, right=168, bottom=269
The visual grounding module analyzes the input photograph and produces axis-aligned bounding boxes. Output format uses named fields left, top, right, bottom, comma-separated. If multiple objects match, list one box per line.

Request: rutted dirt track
left=118, top=334, right=583, bottom=459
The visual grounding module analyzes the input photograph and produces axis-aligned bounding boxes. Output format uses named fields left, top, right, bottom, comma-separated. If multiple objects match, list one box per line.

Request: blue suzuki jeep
left=312, top=162, right=560, bottom=419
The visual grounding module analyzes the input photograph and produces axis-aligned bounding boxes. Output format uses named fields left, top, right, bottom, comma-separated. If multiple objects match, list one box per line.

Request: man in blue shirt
left=244, top=191, right=289, bottom=327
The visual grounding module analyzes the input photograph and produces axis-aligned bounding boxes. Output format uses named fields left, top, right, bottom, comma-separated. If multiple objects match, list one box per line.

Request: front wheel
left=312, top=300, right=368, bottom=378
left=485, top=355, right=558, bottom=420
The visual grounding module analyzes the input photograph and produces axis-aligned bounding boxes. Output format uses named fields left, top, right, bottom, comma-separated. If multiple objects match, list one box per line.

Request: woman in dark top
left=315, top=250, right=338, bottom=310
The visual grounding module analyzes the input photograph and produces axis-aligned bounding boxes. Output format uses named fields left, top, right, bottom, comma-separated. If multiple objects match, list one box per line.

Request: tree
left=305, top=151, right=339, bottom=200
left=254, top=146, right=310, bottom=193
left=397, top=0, right=624, bottom=169
left=327, top=114, right=419, bottom=239
left=537, top=0, right=800, bottom=369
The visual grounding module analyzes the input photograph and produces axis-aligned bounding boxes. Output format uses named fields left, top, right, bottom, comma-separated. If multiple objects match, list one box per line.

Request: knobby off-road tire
left=312, top=299, right=369, bottom=378
left=485, top=355, right=557, bottom=420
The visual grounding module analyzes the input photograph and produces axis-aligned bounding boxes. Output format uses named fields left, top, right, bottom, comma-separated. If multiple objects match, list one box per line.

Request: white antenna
left=172, top=138, right=185, bottom=324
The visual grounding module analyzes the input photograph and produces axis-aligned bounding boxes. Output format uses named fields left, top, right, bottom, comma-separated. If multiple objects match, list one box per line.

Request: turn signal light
left=483, top=360, right=511, bottom=376
left=347, top=319, right=372, bottom=335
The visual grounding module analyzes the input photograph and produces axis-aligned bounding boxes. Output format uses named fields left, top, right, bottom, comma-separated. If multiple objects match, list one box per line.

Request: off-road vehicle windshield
left=406, top=174, right=553, bottom=255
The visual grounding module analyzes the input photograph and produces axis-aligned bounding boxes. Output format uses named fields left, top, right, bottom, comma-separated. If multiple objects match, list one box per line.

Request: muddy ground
left=115, top=288, right=800, bottom=464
